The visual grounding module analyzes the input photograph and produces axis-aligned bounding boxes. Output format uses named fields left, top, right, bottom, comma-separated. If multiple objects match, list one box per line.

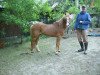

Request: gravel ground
left=0, top=36, right=100, bottom=75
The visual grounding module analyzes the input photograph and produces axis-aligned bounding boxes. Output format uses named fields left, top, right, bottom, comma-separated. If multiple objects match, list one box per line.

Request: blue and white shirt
left=74, top=11, right=91, bottom=30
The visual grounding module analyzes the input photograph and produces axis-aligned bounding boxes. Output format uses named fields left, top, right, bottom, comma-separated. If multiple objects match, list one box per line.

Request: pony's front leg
left=35, top=36, right=40, bottom=52
left=36, top=45, right=40, bottom=52
left=56, top=36, right=61, bottom=54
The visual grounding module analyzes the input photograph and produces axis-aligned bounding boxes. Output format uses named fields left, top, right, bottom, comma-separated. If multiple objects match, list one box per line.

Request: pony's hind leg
left=31, top=32, right=40, bottom=52
left=31, top=37, right=37, bottom=53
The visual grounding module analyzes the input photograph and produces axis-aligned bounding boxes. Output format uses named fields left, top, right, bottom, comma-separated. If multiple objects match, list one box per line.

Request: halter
left=66, top=16, right=70, bottom=26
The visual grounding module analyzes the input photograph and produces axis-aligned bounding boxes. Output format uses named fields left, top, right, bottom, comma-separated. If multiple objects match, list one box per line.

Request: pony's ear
left=63, top=17, right=67, bottom=23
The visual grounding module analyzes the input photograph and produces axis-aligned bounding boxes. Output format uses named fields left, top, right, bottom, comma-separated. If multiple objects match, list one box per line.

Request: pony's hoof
left=55, top=51, right=59, bottom=55
left=31, top=51, right=34, bottom=53
left=58, top=50, right=60, bottom=52
left=37, top=50, right=40, bottom=52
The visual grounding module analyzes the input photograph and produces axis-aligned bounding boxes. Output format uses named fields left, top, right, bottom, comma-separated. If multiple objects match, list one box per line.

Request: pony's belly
left=43, top=29, right=64, bottom=37
left=41, top=25, right=64, bottom=37
left=41, top=26, right=57, bottom=36
left=43, top=30, right=57, bottom=37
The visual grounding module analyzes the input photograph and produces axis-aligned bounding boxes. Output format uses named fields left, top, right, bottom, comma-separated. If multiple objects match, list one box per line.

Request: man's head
left=81, top=5, right=86, bottom=12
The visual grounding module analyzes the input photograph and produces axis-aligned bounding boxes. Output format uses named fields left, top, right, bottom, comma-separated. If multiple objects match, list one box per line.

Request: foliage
left=0, top=0, right=52, bottom=32
left=94, top=0, right=100, bottom=14
left=67, top=6, right=80, bottom=14
left=48, top=0, right=75, bottom=21
left=1, top=0, right=99, bottom=34
left=91, top=17, right=98, bottom=28
left=87, top=7, right=95, bottom=14
left=49, top=12, right=63, bottom=21
left=79, top=0, right=84, bottom=4
left=0, top=0, right=38, bottom=33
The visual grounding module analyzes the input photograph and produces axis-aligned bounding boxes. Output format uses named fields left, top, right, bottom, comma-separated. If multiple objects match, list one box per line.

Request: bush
left=91, top=17, right=98, bottom=28
left=67, top=6, right=80, bottom=14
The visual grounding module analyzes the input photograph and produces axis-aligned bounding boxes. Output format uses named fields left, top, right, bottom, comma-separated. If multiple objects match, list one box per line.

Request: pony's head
left=59, top=14, right=70, bottom=29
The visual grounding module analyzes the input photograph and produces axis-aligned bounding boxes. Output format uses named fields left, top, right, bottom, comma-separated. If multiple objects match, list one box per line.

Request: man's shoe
left=84, top=52, right=87, bottom=55
left=84, top=42, right=88, bottom=55
left=78, top=49, right=84, bottom=52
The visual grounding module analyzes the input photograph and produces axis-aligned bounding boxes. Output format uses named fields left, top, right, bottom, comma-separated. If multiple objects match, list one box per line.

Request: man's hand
left=74, top=30, right=77, bottom=33
left=80, top=21, right=83, bottom=23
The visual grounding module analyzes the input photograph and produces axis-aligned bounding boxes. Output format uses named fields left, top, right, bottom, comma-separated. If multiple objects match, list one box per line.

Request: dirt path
left=0, top=36, right=100, bottom=75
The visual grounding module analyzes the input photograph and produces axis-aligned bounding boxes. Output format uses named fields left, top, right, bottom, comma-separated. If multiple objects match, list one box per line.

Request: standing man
left=74, top=5, right=91, bottom=54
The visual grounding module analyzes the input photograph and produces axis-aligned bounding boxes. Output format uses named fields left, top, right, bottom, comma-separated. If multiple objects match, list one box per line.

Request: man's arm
left=82, top=13, right=91, bottom=25
left=74, top=14, right=79, bottom=30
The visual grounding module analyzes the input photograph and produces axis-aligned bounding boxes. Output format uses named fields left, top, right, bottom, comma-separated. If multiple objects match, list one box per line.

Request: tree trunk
left=90, top=0, right=94, bottom=7
left=75, top=0, right=79, bottom=8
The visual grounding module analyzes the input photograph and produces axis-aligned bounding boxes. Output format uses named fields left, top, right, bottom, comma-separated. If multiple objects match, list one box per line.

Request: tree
left=0, top=0, right=40, bottom=32
left=94, top=0, right=100, bottom=14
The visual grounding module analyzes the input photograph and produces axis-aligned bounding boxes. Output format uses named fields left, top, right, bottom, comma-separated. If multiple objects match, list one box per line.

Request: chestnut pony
left=30, top=15, right=70, bottom=54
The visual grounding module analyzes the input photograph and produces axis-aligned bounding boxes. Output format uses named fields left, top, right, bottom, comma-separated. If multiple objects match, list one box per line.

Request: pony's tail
left=30, top=25, right=34, bottom=41
left=30, top=25, right=34, bottom=50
